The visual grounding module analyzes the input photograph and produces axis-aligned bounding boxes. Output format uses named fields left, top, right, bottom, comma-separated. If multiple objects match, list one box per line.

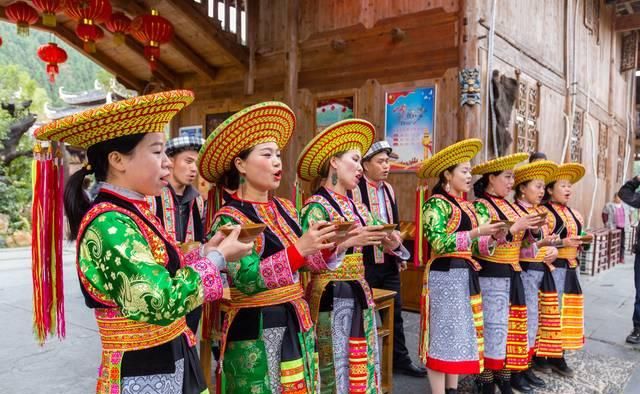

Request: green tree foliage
left=0, top=21, right=112, bottom=235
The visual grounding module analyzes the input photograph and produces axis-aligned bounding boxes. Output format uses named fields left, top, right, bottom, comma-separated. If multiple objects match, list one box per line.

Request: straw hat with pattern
left=416, top=138, right=483, bottom=179
left=296, top=119, right=375, bottom=182
left=471, top=152, right=529, bottom=175
left=549, top=163, right=586, bottom=184
left=198, top=101, right=296, bottom=183
left=513, top=160, right=558, bottom=186
left=35, top=90, right=195, bottom=149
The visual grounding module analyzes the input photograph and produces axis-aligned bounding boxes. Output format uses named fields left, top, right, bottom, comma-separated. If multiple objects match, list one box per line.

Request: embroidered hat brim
left=34, top=90, right=195, bottom=149
left=198, top=101, right=295, bottom=183
left=471, top=152, right=530, bottom=175
left=549, top=163, right=586, bottom=184
left=416, top=138, right=483, bottom=179
left=296, top=119, right=375, bottom=182
left=513, top=160, right=558, bottom=185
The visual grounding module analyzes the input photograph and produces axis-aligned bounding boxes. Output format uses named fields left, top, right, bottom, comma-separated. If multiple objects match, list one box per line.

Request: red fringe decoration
left=31, top=142, right=65, bottom=345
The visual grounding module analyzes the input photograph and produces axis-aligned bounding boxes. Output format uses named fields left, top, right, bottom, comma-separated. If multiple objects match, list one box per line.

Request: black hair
left=542, top=181, right=556, bottom=203
left=433, top=163, right=460, bottom=194
left=529, top=152, right=547, bottom=162
left=514, top=180, right=532, bottom=200
left=166, top=146, right=200, bottom=158
left=220, top=147, right=254, bottom=190
left=473, top=170, right=502, bottom=197
left=64, top=133, right=146, bottom=239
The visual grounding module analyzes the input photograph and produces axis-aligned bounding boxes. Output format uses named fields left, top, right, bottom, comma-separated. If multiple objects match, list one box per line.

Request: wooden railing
left=192, top=0, right=247, bottom=45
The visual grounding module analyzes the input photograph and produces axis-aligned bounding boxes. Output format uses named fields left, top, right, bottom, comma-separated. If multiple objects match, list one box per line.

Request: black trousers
left=364, top=254, right=413, bottom=368
left=634, top=252, right=640, bottom=328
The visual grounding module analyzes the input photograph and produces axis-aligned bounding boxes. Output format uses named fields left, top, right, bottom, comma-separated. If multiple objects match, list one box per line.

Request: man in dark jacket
left=617, top=176, right=640, bottom=344
left=352, top=140, right=427, bottom=377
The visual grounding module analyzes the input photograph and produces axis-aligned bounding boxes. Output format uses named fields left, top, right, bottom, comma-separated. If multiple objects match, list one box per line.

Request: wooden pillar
left=283, top=0, right=299, bottom=109
left=244, top=0, right=258, bottom=95
left=457, top=0, right=481, bottom=140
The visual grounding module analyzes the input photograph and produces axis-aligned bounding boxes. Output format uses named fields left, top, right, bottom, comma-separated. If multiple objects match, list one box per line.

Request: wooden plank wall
left=180, top=1, right=462, bottom=222
left=473, top=0, right=635, bottom=227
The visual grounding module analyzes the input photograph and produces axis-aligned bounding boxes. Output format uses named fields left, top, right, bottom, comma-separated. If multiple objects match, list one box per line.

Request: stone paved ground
left=0, top=246, right=639, bottom=393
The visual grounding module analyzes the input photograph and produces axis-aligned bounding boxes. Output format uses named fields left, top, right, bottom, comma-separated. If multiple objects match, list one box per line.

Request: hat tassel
left=31, top=143, right=65, bottom=345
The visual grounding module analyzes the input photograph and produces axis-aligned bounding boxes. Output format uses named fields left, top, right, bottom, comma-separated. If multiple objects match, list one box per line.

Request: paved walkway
left=0, top=246, right=639, bottom=393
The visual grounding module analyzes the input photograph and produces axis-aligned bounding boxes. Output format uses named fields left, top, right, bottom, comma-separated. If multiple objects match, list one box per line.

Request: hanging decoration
left=0, top=36, right=3, bottom=48
left=75, top=22, right=104, bottom=53
left=32, top=0, right=66, bottom=27
left=131, top=9, right=173, bottom=72
left=31, top=142, right=66, bottom=345
left=104, top=11, right=131, bottom=46
left=5, top=1, right=40, bottom=36
left=37, top=42, right=68, bottom=83
left=64, top=0, right=112, bottom=53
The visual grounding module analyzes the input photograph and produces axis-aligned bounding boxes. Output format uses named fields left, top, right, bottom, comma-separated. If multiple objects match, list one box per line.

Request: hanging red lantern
left=0, top=36, right=3, bottom=48
left=32, top=0, right=66, bottom=27
left=75, top=22, right=104, bottom=53
left=5, top=1, right=39, bottom=36
left=64, top=0, right=112, bottom=52
left=37, top=42, right=68, bottom=83
left=131, top=9, right=173, bottom=72
left=104, top=11, right=131, bottom=46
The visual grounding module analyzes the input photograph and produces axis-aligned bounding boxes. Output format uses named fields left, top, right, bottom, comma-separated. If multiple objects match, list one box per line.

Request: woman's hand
left=543, top=246, right=558, bottom=264
left=337, top=225, right=387, bottom=252
left=205, top=226, right=254, bottom=262
left=381, top=230, right=403, bottom=251
left=511, top=214, right=544, bottom=234
left=294, top=221, right=337, bottom=257
left=538, top=234, right=560, bottom=247
left=562, top=237, right=583, bottom=248
left=472, top=222, right=509, bottom=239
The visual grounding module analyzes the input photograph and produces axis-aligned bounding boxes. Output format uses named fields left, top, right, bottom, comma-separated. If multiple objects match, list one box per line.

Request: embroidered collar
left=231, top=192, right=272, bottom=206
left=516, top=199, right=535, bottom=209
left=364, top=175, right=384, bottom=190
left=98, top=182, right=146, bottom=202
left=325, top=187, right=350, bottom=203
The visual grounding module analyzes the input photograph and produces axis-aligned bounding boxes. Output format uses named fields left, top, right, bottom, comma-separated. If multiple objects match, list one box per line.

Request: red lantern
left=64, top=0, right=112, bottom=52
left=104, top=11, right=131, bottom=46
left=37, top=42, right=68, bottom=83
left=32, top=0, right=66, bottom=27
left=131, top=9, right=173, bottom=71
left=0, top=36, right=3, bottom=48
left=5, top=1, right=39, bottom=36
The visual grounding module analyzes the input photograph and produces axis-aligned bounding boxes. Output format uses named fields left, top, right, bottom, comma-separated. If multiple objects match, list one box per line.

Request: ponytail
left=64, top=167, right=92, bottom=239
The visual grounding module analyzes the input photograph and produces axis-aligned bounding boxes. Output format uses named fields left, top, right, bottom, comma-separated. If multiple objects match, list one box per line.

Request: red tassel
left=53, top=145, right=65, bottom=338
left=31, top=144, right=46, bottom=343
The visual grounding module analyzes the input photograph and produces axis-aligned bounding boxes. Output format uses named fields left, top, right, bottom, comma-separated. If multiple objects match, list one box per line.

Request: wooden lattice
left=568, top=111, right=584, bottom=163
left=597, top=123, right=608, bottom=178
left=514, top=80, right=539, bottom=154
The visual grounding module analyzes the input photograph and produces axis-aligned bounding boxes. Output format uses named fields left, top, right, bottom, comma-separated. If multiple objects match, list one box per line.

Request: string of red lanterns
left=0, top=0, right=176, bottom=79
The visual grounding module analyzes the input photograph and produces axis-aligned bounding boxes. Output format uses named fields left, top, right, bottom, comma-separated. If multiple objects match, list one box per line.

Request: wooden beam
left=0, top=6, right=145, bottom=92
left=115, top=0, right=218, bottom=80
left=283, top=0, right=299, bottom=108
left=244, top=0, right=258, bottom=95
left=616, top=13, right=640, bottom=32
left=164, top=0, right=249, bottom=68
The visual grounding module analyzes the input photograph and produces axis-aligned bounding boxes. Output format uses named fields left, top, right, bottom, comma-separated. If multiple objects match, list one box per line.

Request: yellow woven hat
left=471, top=152, right=529, bottom=175
left=513, top=160, right=558, bottom=186
left=550, top=163, right=585, bottom=184
left=198, top=101, right=296, bottom=183
left=34, top=90, right=194, bottom=149
left=296, top=119, right=374, bottom=182
left=416, top=138, right=482, bottom=179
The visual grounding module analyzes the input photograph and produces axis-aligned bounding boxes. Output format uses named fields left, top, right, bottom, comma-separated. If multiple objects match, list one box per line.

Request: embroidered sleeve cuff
left=186, top=258, right=224, bottom=302
left=304, top=249, right=339, bottom=272
left=388, top=243, right=410, bottom=260
left=478, top=235, right=493, bottom=256
left=456, top=231, right=472, bottom=252
left=259, top=248, right=296, bottom=289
